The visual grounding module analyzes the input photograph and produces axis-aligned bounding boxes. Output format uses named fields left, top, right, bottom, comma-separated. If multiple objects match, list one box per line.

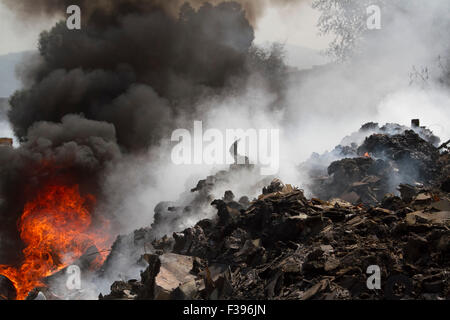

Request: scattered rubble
left=100, top=178, right=449, bottom=300
left=95, top=121, right=450, bottom=301
left=443, top=177, right=450, bottom=193
left=97, top=121, right=449, bottom=301
left=15, top=121, right=450, bottom=300
left=97, top=163, right=271, bottom=285
left=303, top=123, right=446, bottom=206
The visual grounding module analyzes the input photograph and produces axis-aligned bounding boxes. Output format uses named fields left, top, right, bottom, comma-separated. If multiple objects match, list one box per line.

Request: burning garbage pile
left=100, top=180, right=450, bottom=300
left=0, top=1, right=286, bottom=300
left=91, top=121, right=449, bottom=300
left=1, top=118, right=448, bottom=300
left=301, top=121, right=444, bottom=206
left=0, top=183, right=110, bottom=300
left=0, top=0, right=449, bottom=301
left=96, top=161, right=271, bottom=286
left=0, top=116, right=119, bottom=300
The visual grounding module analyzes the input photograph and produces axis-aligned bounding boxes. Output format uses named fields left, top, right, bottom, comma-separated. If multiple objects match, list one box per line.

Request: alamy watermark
left=66, top=5, right=81, bottom=30
left=66, top=4, right=380, bottom=31
left=366, top=265, right=414, bottom=299
left=171, top=121, right=280, bottom=176
left=66, top=265, right=81, bottom=290
left=366, top=5, right=381, bottom=30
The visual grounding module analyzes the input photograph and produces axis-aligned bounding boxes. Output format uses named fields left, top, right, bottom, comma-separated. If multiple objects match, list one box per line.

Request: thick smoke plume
left=275, top=0, right=450, bottom=184
left=0, top=0, right=289, bottom=268
left=8, top=2, right=257, bottom=150
left=3, top=0, right=301, bottom=26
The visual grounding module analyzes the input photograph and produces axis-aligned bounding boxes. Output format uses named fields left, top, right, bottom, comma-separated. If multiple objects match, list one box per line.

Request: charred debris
left=3, top=119, right=450, bottom=300
left=98, top=120, right=449, bottom=301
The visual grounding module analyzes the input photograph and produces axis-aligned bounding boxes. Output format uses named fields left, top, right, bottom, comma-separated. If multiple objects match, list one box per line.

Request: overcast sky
left=0, top=0, right=331, bottom=55
left=0, top=2, right=57, bottom=55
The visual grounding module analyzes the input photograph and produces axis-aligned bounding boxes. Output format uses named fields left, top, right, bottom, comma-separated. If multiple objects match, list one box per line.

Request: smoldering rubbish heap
left=0, top=0, right=285, bottom=300
left=0, top=0, right=449, bottom=301
left=97, top=121, right=450, bottom=301
left=2, top=119, right=446, bottom=300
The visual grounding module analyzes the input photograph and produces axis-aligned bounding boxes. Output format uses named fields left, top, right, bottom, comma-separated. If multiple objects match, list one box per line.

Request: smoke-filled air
left=0, top=0, right=449, bottom=301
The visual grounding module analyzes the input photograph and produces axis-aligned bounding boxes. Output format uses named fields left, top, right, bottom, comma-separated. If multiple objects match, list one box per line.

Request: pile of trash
left=96, top=163, right=273, bottom=285
left=101, top=176, right=449, bottom=300
left=302, top=121, right=446, bottom=205
left=98, top=120, right=449, bottom=300
left=14, top=120, right=448, bottom=300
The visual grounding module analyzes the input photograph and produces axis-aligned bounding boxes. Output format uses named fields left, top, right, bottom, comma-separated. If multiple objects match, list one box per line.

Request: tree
left=313, top=0, right=450, bottom=77
left=312, top=0, right=385, bottom=61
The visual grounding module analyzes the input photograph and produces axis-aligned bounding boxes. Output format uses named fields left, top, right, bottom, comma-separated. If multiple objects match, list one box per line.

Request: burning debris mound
left=3, top=119, right=448, bottom=300
left=94, top=121, right=449, bottom=301
left=301, top=121, right=444, bottom=205
left=0, top=0, right=287, bottom=300
left=0, top=115, right=118, bottom=300
left=97, top=162, right=272, bottom=285
left=100, top=177, right=450, bottom=300
left=0, top=184, right=110, bottom=300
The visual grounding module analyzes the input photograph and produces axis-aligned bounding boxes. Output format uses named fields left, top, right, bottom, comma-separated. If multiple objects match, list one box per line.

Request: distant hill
left=0, top=51, right=31, bottom=98
left=255, top=42, right=328, bottom=70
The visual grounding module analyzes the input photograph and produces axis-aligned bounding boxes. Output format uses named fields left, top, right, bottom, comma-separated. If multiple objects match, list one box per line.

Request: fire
left=364, top=152, right=370, bottom=158
left=0, top=184, right=111, bottom=300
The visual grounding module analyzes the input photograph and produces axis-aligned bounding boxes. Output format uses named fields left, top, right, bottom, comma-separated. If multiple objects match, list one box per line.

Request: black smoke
left=0, top=1, right=288, bottom=266
left=9, top=2, right=258, bottom=150
left=3, top=0, right=301, bottom=27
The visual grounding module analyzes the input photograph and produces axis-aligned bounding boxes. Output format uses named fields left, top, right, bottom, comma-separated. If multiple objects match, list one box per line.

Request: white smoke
left=99, top=0, right=450, bottom=236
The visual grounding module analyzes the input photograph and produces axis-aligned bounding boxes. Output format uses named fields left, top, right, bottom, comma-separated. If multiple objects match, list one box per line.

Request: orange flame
left=0, top=184, right=111, bottom=300
left=364, top=152, right=370, bottom=158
